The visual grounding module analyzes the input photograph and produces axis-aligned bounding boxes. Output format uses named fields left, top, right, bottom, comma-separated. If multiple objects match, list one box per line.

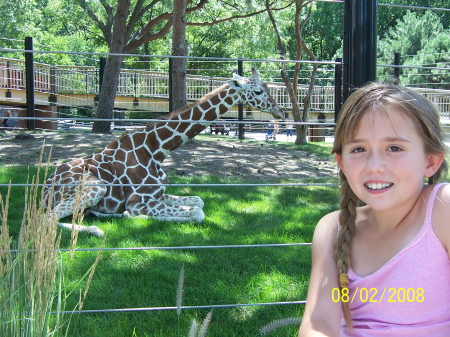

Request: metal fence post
left=237, top=59, right=244, bottom=140
left=25, top=37, right=35, bottom=130
left=334, top=58, right=343, bottom=123
left=394, top=52, right=401, bottom=84
left=168, top=57, right=173, bottom=113
left=343, top=0, right=377, bottom=101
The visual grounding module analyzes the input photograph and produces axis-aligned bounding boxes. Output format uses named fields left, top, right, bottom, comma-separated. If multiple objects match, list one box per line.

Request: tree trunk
left=171, top=0, right=188, bottom=111
left=92, top=55, right=124, bottom=133
left=92, top=0, right=130, bottom=133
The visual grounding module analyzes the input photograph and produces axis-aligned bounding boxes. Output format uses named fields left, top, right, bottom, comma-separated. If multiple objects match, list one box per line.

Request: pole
left=394, top=52, right=400, bottom=84
left=169, top=57, right=173, bottom=113
left=25, top=37, right=35, bottom=130
left=237, top=59, right=244, bottom=140
left=334, top=58, right=343, bottom=123
left=343, top=0, right=377, bottom=101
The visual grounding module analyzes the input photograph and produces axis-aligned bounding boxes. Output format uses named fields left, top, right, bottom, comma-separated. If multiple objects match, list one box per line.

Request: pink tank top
left=340, top=183, right=450, bottom=337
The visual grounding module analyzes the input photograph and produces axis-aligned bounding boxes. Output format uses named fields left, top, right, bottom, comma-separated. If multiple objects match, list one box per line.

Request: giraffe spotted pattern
left=45, top=68, right=285, bottom=236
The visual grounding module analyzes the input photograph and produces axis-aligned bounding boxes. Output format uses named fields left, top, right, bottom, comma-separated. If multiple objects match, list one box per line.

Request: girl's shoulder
left=433, top=183, right=450, bottom=215
left=431, top=183, right=450, bottom=253
left=313, top=210, right=340, bottom=245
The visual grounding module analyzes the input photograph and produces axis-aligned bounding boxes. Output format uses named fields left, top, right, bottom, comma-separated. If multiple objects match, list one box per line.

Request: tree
left=74, top=0, right=282, bottom=133
left=76, top=0, right=169, bottom=133
left=301, top=1, right=343, bottom=62
left=401, top=32, right=450, bottom=88
left=378, top=0, right=450, bottom=36
left=266, top=0, right=317, bottom=145
left=377, top=10, right=450, bottom=88
left=172, top=0, right=188, bottom=111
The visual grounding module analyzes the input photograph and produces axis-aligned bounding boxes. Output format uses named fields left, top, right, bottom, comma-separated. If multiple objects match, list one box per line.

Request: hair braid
left=334, top=171, right=358, bottom=329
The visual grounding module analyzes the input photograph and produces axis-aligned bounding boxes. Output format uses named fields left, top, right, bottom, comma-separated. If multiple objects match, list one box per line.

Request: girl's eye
left=387, top=146, right=402, bottom=152
left=351, top=146, right=365, bottom=153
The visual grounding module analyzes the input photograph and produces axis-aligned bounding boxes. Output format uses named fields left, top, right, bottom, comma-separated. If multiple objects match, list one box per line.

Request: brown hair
left=332, top=83, right=448, bottom=328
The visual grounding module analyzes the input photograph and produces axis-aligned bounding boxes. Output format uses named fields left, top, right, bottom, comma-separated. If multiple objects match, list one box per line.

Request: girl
left=298, top=83, right=450, bottom=336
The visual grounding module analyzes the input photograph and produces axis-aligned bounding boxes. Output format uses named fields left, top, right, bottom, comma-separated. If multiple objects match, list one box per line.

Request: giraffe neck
left=139, top=84, right=240, bottom=162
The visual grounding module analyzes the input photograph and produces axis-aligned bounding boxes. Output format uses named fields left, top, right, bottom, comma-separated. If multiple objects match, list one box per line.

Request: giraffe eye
left=254, top=89, right=263, bottom=95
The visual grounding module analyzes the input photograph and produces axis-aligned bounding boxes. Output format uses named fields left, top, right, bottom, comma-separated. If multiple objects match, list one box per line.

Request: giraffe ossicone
left=45, top=68, right=285, bottom=236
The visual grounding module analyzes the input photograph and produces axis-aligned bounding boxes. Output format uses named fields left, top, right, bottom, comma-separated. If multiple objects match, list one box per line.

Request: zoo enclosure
left=2, top=1, right=450, bottom=334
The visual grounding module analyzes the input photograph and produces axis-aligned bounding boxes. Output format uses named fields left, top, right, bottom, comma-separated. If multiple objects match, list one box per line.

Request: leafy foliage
left=378, top=10, right=450, bottom=88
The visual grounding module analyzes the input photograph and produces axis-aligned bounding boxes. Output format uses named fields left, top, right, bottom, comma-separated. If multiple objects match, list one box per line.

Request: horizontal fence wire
left=7, top=242, right=312, bottom=254
left=0, top=47, right=341, bottom=65
left=51, top=300, right=308, bottom=315
left=0, top=182, right=339, bottom=188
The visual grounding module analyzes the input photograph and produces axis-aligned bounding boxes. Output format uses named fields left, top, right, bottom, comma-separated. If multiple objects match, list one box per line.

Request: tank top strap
left=425, top=183, right=447, bottom=227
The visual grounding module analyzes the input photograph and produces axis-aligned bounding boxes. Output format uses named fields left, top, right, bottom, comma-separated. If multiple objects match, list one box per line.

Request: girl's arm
left=298, top=211, right=343, bottom=337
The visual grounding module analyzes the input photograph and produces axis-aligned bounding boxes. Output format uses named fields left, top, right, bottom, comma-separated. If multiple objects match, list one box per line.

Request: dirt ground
left=0, top=130, right=338, bottom=181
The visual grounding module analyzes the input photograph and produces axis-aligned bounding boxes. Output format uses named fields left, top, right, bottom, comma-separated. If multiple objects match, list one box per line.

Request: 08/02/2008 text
left=331, top=287, right=425, bottom=304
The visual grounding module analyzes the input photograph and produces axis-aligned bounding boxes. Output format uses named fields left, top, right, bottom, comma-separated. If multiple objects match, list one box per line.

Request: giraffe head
left=227, top=68, right=285, bottom=120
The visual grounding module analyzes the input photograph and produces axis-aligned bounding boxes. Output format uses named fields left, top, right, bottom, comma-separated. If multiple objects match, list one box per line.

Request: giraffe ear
left=250, top=68, right=261, bottom=83
left=232, top=73, right=242, bottom=81
left=227, top=79, right=249, bottom=91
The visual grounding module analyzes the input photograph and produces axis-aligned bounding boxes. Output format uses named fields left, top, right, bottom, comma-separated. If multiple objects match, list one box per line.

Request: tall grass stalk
left=188, top=310, right=213, bottom=337
left=176, top=264, right=185, bottom=317
left=259, top=317, right=303, bottom=335
left=0, top=150, right=102, bottom=337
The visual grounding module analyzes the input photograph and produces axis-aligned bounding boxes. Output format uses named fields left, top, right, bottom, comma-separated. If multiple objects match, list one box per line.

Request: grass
left=53, top=179, right=337, bottom=337
left=2, top=138, right=447, bottom=336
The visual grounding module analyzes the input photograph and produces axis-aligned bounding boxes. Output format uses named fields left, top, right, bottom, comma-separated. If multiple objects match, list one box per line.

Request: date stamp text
left=331, top=287, right=424, bottom=303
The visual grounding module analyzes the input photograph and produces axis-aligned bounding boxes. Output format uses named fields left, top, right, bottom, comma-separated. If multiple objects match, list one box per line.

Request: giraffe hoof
left=191, top=207, right=205, bottom=222
left=87, top=226, right=104, bottom=237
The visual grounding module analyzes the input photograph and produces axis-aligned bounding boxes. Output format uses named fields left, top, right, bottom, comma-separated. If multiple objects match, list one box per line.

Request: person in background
left=286, top=120, right=294, bottom=140
left=1, top=110, right=12, bottom=127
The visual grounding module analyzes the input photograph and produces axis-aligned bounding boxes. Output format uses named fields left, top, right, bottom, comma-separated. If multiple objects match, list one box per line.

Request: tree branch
left=126, top=0, right=147, bottom=42
left=99, top=0, right=114, bottom=18
left=124, top=16, right=173, bottom=53
left=186, top=0, right=291, bottom=26
left=74, top=0, right=111, bottom=42
left=265, top=0, right=286, bottom=58
left=186, top=0, right=209, bottom=14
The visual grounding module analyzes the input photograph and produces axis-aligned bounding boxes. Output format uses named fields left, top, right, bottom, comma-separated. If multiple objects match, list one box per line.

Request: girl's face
left=336, top=106, right=443, bottom=212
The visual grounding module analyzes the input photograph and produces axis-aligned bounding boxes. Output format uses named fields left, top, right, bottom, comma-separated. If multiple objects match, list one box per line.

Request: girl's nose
left=366, top=151, right=386, bottom=173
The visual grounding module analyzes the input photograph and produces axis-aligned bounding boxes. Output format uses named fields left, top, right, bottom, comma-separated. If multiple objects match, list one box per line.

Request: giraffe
left=44, top=68, right=284, bottom=236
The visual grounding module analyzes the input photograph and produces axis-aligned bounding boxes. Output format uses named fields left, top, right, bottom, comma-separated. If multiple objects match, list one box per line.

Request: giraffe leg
left=49, top=180, right=108, bottom=237
left=86, top=209, right=125, bottom=218
left=125, top=196, right=205, bottom=223
left=160, top=194, right=204, bottom=208
left=150, top=204, right=205, bottom=222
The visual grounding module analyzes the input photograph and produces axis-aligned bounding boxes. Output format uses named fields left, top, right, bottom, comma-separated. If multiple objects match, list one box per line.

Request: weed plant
left=0, top=157, right=103, bottom=336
